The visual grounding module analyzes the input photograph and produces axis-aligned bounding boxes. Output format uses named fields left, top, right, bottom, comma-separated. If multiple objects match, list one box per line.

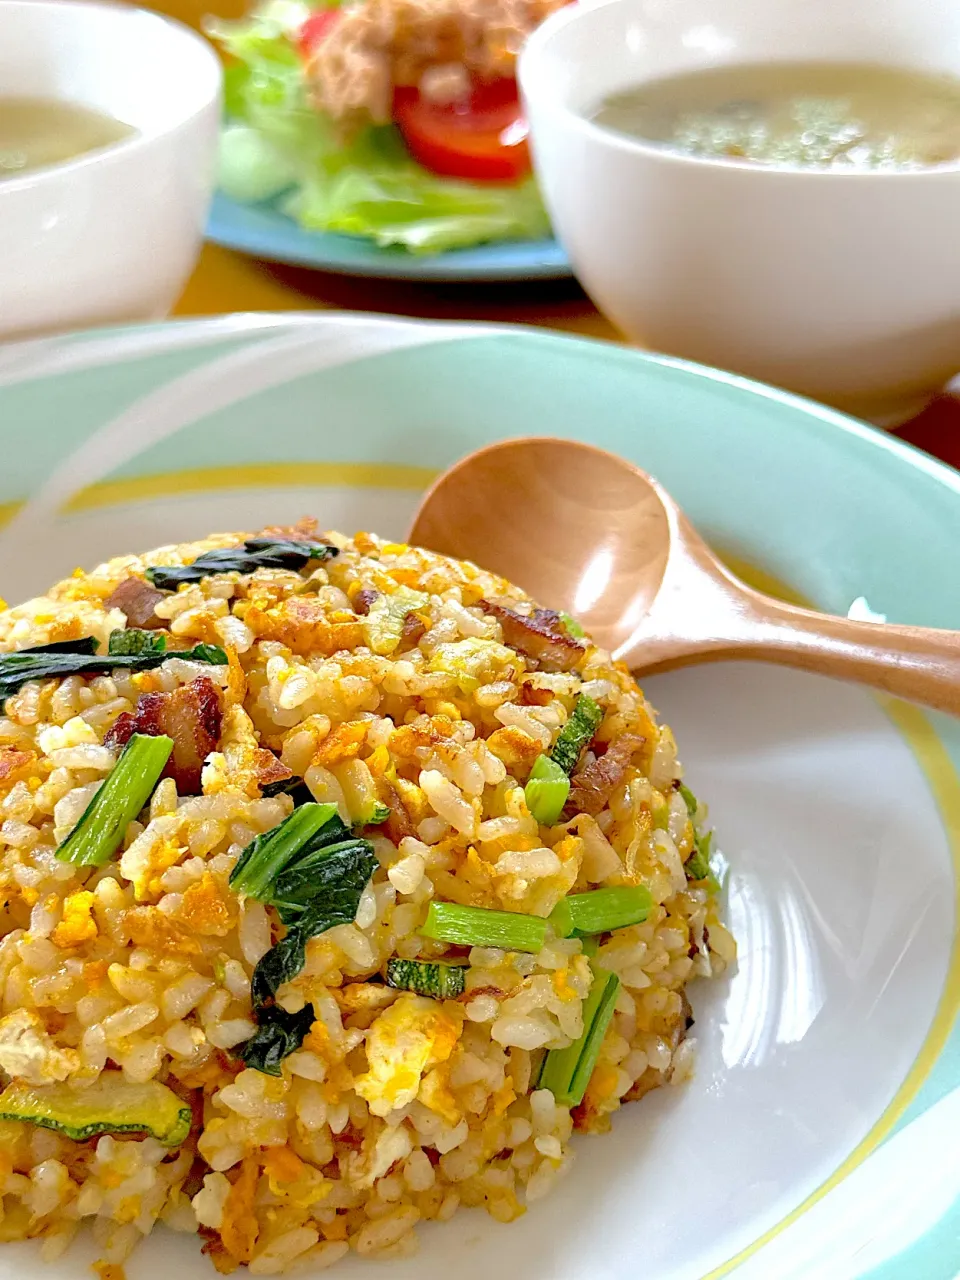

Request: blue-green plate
left=0, top=313, right=958, bottom=1280
left=206, top=192, right=572, bottom=281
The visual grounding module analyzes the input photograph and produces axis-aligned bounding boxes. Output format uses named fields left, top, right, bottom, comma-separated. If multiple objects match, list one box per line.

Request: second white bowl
left=520, top=0, right=960, bottom=420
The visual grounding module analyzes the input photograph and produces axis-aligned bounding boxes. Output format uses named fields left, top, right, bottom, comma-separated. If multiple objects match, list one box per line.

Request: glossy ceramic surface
left=207, top=192, right=571, bottom=281
left=0, top=314, right=957, bottom=1280
left=0, top=1, right=221, bottom=341
left=520, top=0, right=960, bottom=419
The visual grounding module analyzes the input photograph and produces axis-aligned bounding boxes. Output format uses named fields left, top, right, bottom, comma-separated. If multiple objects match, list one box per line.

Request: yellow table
left=175, top=241, right=618, bottom=342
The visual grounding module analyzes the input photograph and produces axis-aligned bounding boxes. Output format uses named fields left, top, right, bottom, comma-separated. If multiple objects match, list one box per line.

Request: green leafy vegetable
left=209, top=6, right=551, bottom=255
left=106, top=629, right=167, bottom=658
left=259, top=774, right=313, bottom=805
left=386, top=958, right=466, bottom=999
left=420, top=902, right=547, bottom=953
left=270, top=834, right=379, bottom=929
left=56, top=734, right=173, bottom=867
left=549, top=886, right=652, bottom=938
left=230, top=802, right=341, bottom=901
left=237, top=1005, right=316, bottom=1077
left=0, top=632, right=227, bottom=703
left=550, top=694, right=604, bottom=776
left=685, top=831, right=713, bottom=882
left=231, top=802, right=378, bottom=1074
left=538, top=962, right=621, bottom=1106
left=524, top=754, right=570, bottom=826
left=146, top=538, right=337, bottom=590
left=558, top=611, right=585, bottom=639
left=678, top=783, right=715, bottom=882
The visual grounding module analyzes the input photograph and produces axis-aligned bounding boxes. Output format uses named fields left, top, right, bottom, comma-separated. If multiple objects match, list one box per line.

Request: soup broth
left=0, top=97, right=135, bottom=180
left=591, top=62, right=960, bottom=170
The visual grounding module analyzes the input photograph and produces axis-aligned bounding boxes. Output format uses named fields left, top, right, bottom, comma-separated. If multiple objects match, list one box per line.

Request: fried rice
left=0, top=520, right=735, bottom=1275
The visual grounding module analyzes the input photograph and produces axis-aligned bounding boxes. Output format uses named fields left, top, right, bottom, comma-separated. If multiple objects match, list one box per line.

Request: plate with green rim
left=0, top=313, right=958, bottom=1280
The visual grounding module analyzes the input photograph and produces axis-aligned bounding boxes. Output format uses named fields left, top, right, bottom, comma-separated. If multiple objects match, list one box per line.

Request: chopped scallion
left=677, top=782, right=699, bottom=818
left=56, top=733, right=173, bottom=867
left=550, top=694, right=603, bottom=776
left=559, top=611, right=585, bottom=639
left=386, top=958, right=466, bottom=999
left=549, top=886, right=652, bottom=938
left=685, top=830, right=713, bottom=881
left=677, top=783, right=714, bottom=882
left=524, top=754, right=570, bottom=825
left=538, top=962, right=621, bottom=1106
left=420, top=902, right=547, bottom=953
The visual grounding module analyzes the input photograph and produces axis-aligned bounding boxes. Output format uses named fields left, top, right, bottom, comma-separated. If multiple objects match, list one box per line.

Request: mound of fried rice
left=0, top=521, right=734, bottom=1274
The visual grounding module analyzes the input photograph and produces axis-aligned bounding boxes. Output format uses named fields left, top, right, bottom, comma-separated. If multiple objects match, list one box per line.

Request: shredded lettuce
left=208, top=5, right=551, bottom=254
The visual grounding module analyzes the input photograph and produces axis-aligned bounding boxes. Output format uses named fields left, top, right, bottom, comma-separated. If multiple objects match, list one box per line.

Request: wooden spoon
left=408, top=437, right=960, bottom=715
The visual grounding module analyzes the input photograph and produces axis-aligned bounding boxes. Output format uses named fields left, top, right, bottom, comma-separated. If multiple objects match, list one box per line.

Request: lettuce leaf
left=208, top=3, right=550, bottom=254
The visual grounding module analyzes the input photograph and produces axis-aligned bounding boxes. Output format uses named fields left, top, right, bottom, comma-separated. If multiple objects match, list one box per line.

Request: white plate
left=0, top=314, right=957, bottom=1280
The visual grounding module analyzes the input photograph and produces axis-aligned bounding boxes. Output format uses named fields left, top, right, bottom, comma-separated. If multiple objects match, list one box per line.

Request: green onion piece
left=677, top=782, right=698, bottom=817
left=56, top=733, right=173, bottom=867
left=524, top=754, right=570, bottom=825
left=551, top=694, right=603, bottom=775
left=559, top=611, right=585, bottom=639
left=549, top=886, right=652, bottom=938
left=539, top=962, right=621, bottom=1106
left=386, top=958, right=466, bottom=999
left=685, top=830, right=713, bottom=881
left=677, top=783, right=714, bottom=881
left=580, top=935, right=600, bottom=958
left=229, top=802, right=339, bottom=900
left=420, top=902, right=547, bottom=953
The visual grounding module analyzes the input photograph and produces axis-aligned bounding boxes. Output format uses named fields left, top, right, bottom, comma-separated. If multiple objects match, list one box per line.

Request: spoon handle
left=728, top=593, right=960, bottom=715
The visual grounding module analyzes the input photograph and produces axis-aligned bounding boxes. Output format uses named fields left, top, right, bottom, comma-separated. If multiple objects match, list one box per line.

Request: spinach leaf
left=231, top=803, right=378, bottom=1075
left=28, top=638, right=100, bottom=656
left=236, top=1006, right=316, bottom=1077
left=272, top=838, right=377, bottom=927
left=146, top=539, right=337, bottom=590
left=260, top=774, right=313, bottom=805
left=0, top=632, right=228, bottom=704
left=250, top=931, right=307, bottom=1008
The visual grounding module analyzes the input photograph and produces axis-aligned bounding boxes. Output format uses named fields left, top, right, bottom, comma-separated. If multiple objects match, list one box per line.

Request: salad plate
left=204, top=0, right=573, bottom=281
left=0, top=313, right=959, bottom=1280
left=206, top=191, right=572, bottom=281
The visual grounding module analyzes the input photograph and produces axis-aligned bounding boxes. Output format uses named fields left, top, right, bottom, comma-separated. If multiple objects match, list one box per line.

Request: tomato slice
left=393, top=78, right=531, bottom=183
left=297, top=9, right=339, bottom=58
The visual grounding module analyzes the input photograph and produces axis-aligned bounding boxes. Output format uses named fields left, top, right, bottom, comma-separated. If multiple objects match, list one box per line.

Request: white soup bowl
left=0, top=0, right=222, bottom=341
left=520, top=0, right=960, bottom=420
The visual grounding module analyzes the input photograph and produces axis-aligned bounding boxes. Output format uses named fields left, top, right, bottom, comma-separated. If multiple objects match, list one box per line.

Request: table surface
left=162, top=0, right=960, bottom=470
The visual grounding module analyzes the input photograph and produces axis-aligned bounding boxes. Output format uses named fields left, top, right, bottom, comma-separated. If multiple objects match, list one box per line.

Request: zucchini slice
left=0, top=1074, right=191, bottom=1146
left=386, top=958, right=466, bottom=999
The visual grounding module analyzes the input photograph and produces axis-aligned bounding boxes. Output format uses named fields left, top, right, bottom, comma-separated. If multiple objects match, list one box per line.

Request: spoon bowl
left=409, top=436, right=960, bottom=714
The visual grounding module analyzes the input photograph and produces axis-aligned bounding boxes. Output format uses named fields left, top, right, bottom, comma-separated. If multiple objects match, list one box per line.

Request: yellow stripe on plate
left=64, top=462, right=439, bottom=512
